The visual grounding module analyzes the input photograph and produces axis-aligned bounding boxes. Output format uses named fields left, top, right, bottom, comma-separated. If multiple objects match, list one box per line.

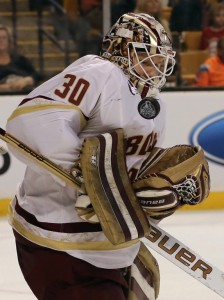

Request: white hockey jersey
left=6, top=55, right=166, bottom=269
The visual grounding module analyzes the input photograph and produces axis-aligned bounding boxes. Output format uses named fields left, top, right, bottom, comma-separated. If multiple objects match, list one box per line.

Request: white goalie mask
left=101, top=13, right=176, bottom=97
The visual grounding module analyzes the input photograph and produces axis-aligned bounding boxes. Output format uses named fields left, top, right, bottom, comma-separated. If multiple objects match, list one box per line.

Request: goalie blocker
left=79, top=129, right=151, bottom=245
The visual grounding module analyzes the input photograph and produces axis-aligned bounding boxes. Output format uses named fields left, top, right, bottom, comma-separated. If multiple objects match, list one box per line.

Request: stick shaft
left=0, top=127, right=84, bottom=193
left=142, top=225, right=224, bottom=298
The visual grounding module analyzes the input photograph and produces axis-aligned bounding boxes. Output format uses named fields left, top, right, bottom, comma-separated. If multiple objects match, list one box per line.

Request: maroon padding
left=14, top=230, right=129, bottom=300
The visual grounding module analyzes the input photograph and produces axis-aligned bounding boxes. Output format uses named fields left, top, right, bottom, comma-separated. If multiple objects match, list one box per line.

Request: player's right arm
left=6, top=57, right=114, bottom=184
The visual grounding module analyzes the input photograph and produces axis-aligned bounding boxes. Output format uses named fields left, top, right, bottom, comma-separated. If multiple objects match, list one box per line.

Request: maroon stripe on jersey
left=130, top=278, right=148, bottom=300
left=110, top=131, right=146, bottom=237
left=14, top=197, right=102, bottom=233
left=18, top=95, right=90, bottom=120
left=19, top=95, right=56, bottom=106
left=97, top=134, right=131, bottom=241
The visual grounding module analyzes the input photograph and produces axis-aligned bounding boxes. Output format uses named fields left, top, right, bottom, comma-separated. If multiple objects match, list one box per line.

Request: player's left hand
left=132, top=145, right=210, bottom=219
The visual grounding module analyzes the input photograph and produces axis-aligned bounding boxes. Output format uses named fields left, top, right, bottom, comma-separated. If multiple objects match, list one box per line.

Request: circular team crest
left=138, top=97, right=160, bottom=119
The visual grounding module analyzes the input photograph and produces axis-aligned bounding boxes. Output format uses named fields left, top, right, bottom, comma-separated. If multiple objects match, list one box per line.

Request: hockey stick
left=142, top=228, right=224, bottom=298
left=0, top=127, right=84, bottom=193
left=0, top=127, right=224, bottom=298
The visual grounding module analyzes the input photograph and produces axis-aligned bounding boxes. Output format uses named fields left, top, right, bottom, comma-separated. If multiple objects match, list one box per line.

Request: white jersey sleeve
left=6, top=56, right=115, bottom=181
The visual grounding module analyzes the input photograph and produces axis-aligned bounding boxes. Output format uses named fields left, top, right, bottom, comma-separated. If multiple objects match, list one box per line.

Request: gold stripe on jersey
left=7, top=104, right=86, bottom=130
left=9, top=210, right=139, bottom=251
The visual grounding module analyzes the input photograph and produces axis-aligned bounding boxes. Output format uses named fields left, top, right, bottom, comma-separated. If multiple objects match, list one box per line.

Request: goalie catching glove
left=132, top=145, right=210, bottom=219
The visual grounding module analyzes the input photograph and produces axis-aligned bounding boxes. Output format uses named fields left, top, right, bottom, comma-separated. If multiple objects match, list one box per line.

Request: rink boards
left=0, top=92, right=223, bottom=216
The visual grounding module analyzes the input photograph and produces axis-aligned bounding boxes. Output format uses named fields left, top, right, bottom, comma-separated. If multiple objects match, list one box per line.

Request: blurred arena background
left=0, top=1, right=223, bottom=299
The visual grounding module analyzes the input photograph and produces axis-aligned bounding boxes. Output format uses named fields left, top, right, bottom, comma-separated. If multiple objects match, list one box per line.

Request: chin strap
left=134, top=79, right=160, bottom=99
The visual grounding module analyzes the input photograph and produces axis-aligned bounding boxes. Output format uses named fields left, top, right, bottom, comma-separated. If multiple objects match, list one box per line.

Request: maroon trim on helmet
left=126, top=12, right=136, bottom=18
left=138, top=16, right=162, bottom=48
left=14, top=197, right=102, bottom=233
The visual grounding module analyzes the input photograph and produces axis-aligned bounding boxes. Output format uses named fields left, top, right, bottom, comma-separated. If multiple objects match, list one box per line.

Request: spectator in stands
left=200, top=2, right=224, bottom=57
left=169, top=0, right=208, bottom=32
left=67, top=1, right=103, bottom=57
left=0, top=25, right=40, bottom=92
left=134, top=0, right=171, bottom=38
left=62, top=0, right=137, bottom=57
left=79, top=0, right=101, bottom=15
left=195, top=37, right=224, bottom=86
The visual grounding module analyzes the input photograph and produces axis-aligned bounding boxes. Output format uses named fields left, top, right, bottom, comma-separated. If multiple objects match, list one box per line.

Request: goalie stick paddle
left=142, top=226, right=224, bottom=298
left=1, top=127, right=224, bottom=297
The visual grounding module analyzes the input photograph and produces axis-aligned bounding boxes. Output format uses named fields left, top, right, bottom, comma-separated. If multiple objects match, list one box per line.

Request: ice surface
left=1, top=210, right=223, bottom=299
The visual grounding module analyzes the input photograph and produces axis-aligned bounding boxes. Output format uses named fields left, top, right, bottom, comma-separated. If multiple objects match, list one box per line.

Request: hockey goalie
left=5, top=12, right=210, bottom=300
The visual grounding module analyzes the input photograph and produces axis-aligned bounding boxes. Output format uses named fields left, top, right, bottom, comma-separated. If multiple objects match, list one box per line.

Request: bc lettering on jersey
left=127, top=132, right=158, bottom=181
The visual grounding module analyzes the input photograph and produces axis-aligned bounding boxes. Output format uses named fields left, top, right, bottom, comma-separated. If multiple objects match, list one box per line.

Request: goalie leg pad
left=128, top=242, right=160, bottom=300
left=80, top=129, right=151, bottom=245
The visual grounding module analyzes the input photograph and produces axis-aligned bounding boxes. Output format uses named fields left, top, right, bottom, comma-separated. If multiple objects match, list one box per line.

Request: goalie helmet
left=101, top=13, right=176, bottom=96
